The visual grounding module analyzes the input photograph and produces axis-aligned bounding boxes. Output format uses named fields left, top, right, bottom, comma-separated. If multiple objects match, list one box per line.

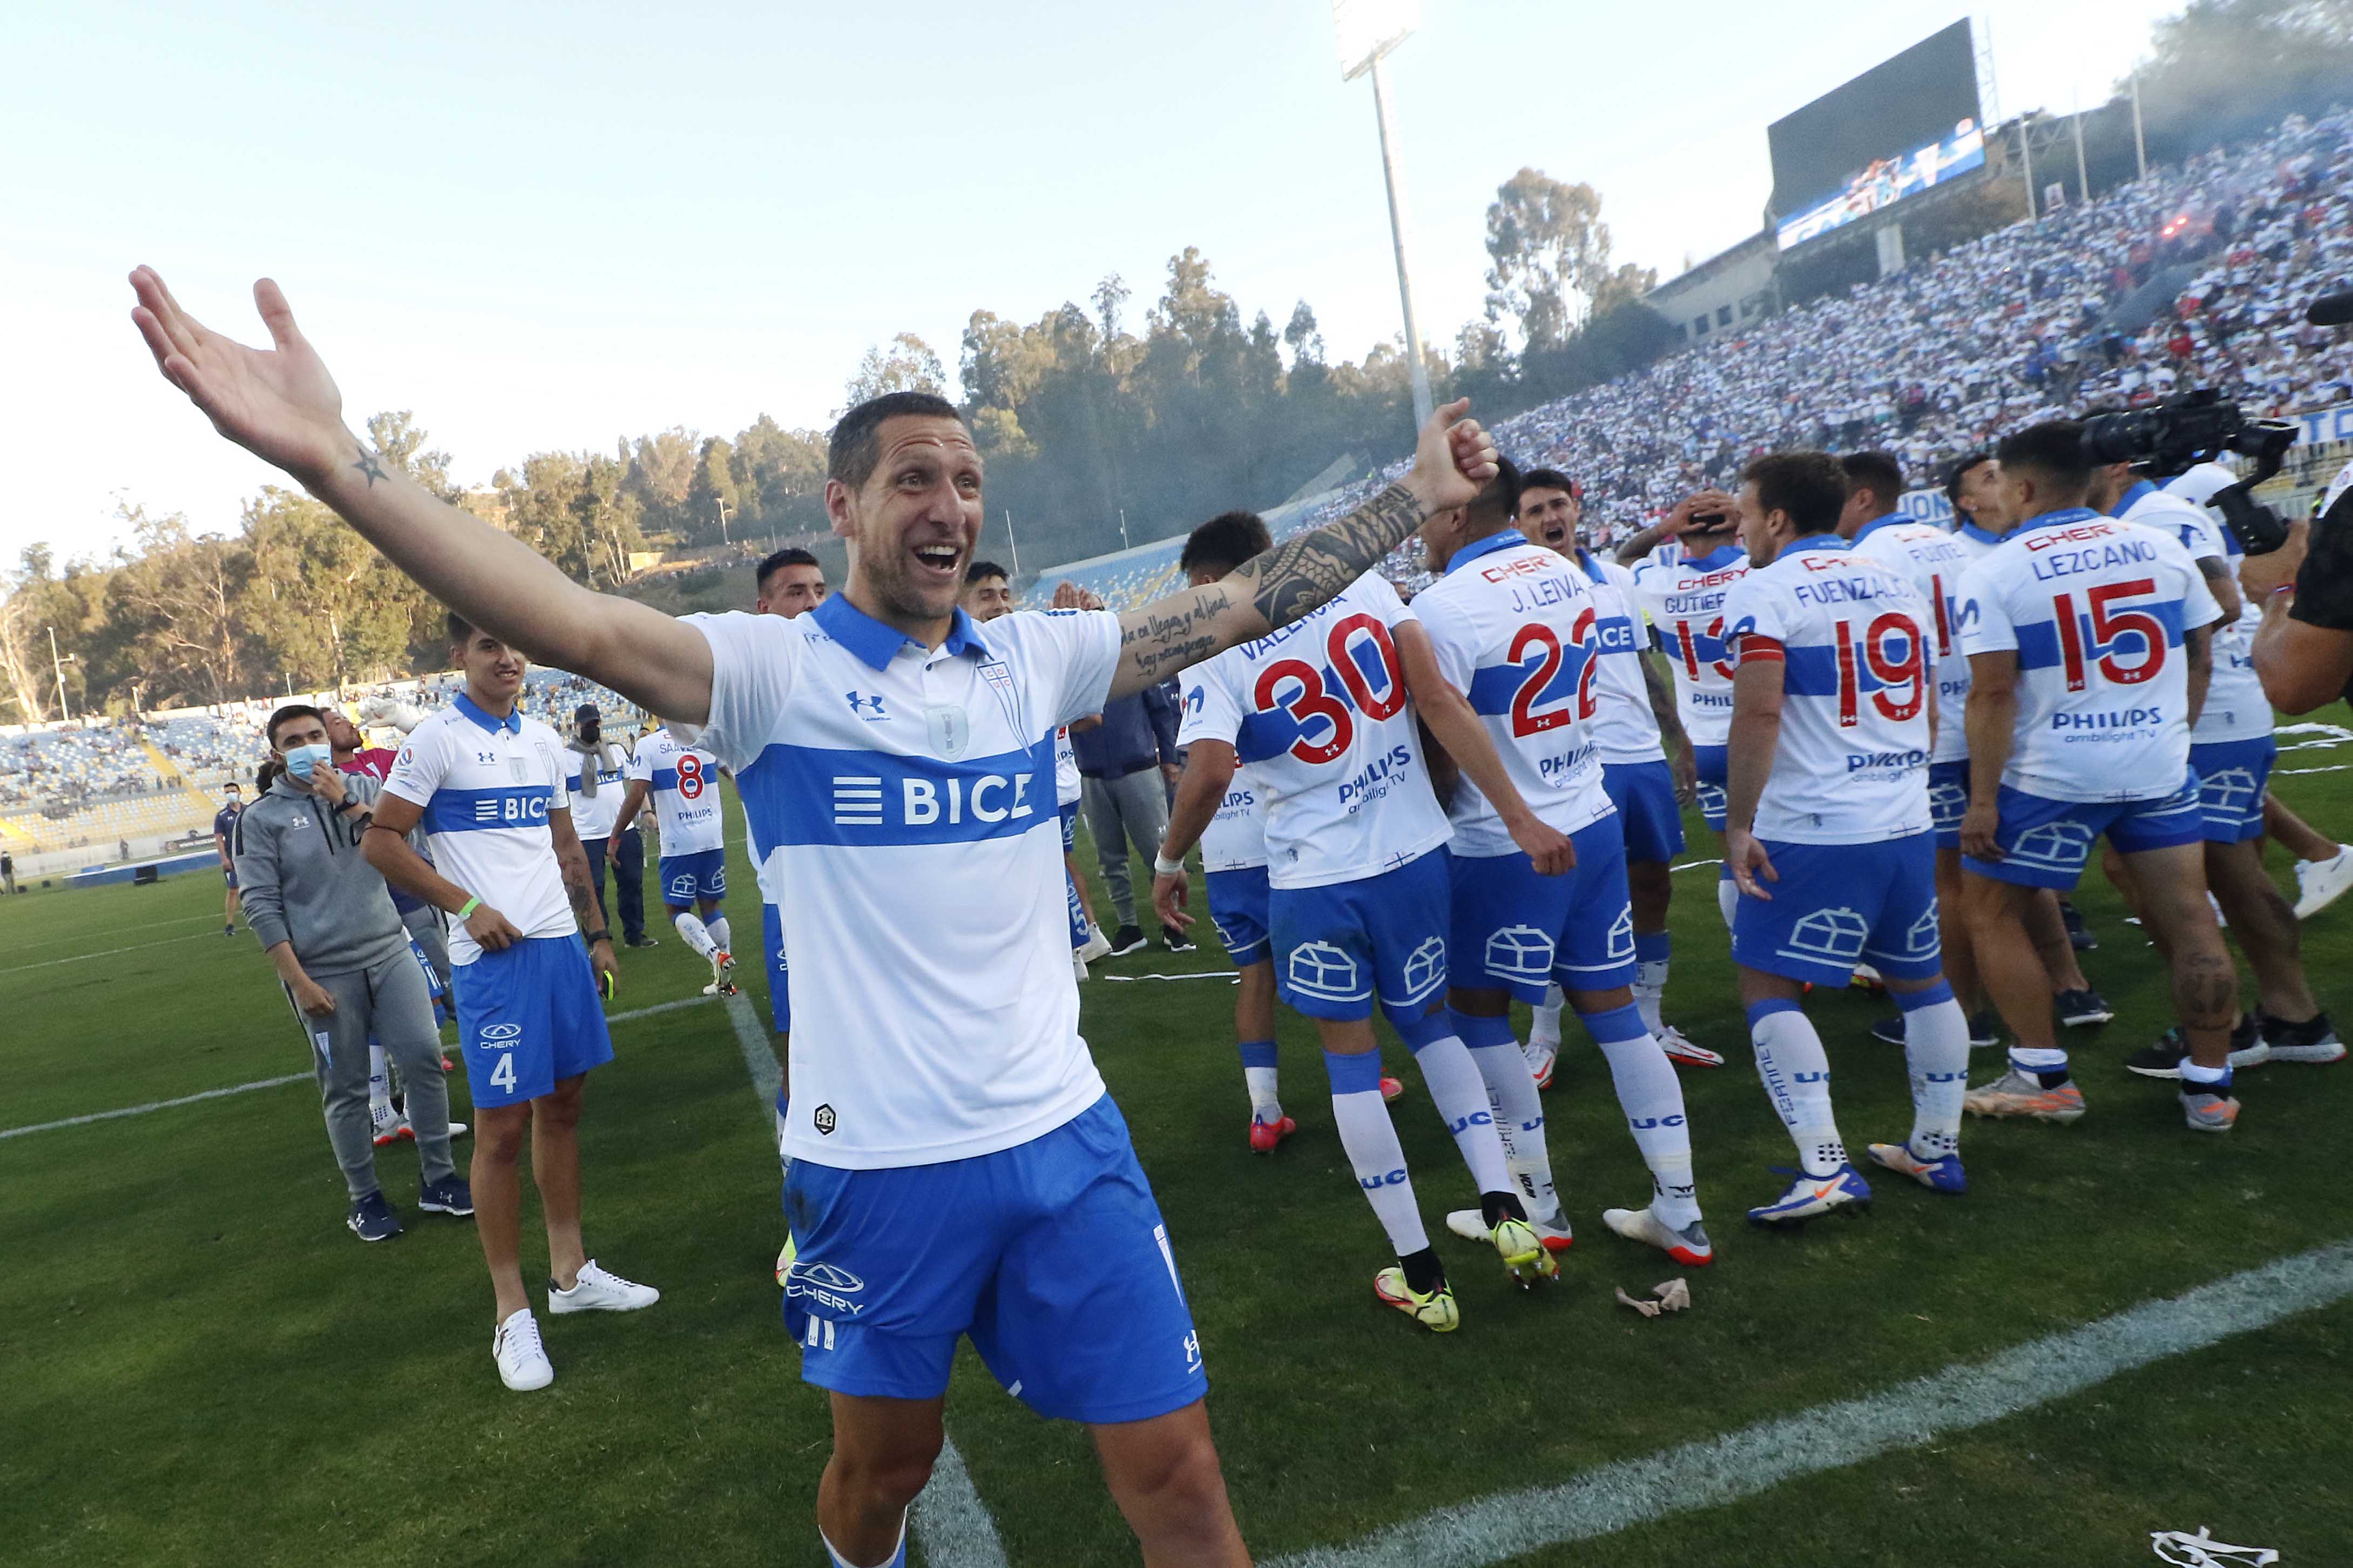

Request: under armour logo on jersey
left=813, top=1103, right=837, bottom=1136
left=844, top=691, right=888, bottom=719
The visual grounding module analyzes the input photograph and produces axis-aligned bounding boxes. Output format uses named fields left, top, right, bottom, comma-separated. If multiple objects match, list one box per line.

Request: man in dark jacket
left=236, top=703, right=470, bottom=1242
left=1071, top=680, right=1189, bottom=954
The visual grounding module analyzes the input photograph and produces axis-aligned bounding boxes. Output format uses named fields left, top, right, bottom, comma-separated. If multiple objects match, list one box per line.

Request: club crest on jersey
left=925, top=705, right=971, bottom=758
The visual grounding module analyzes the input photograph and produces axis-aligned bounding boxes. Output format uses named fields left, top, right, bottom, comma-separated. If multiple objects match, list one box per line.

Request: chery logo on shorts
left=478, top=1022, right=522, bottom=1042
left=785, top=1260, right=866, bottom=1315
left=813, top=1103, right=837, bottom=1135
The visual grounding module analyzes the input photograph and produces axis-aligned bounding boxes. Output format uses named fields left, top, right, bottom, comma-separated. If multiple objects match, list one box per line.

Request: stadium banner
left=1775, top=121, right=1986, bottom=250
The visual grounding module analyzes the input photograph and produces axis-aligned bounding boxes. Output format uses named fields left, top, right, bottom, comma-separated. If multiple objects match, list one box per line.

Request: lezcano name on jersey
left=2024, top=528, right=2160, bottom=580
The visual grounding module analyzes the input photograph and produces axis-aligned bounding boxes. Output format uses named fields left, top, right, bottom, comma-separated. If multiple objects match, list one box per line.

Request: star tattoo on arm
left=351, top=447, right=388, bottom=487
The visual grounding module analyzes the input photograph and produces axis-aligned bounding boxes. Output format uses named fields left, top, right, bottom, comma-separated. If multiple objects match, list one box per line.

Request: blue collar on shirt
left=813, top=592, right=984, bottom=673
left=1849, top=512, right=1904, bottom=545
left=1681, top=541, right=1746, bottom=572
left=2110, top=480, right=2157, bottom=517
left=1573, top=547, right=1606, bottom=586
left=2013, top=506, right=2104, bottom=538
left=1444, top=528, right=1527, bottom=574
left=453, top=691, right=522, bottom=735
left=1959, top=520, right=2005, bottom=546
left=1781, top=533, right=1852, bottom=559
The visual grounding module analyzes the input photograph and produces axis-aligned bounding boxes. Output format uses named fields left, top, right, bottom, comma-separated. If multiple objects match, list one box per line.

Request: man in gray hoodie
left=235, top=703, right=472, bottom=1241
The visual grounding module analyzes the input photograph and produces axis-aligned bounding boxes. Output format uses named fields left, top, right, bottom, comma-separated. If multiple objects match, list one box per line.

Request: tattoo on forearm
left=1230, top=484, right=1426, bottom=629
left=351, top=447, right=388, bottom=487
left=1120, top=588, right=1231, bottom=682
left=561, top=856, right=596, bottom=928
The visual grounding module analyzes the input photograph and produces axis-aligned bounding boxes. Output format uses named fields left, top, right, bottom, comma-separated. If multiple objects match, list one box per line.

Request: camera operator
left=2249, top=460, right=2353, bottom=713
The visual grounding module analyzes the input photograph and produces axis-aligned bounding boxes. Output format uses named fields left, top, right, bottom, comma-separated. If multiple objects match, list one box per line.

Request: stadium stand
left=1025, top=109, right=2353, bottom=612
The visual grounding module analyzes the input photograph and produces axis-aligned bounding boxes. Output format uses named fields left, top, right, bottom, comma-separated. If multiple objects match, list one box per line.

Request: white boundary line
left=718, top=989, right=1010, bottom=1568
left=1266, top=1239, right=2353, bottom=1567
left=9, top=911, right=222, bottom=953
left=0, top=993, right=716, bottom=1141
left=0, top=929, right=216, bottom=974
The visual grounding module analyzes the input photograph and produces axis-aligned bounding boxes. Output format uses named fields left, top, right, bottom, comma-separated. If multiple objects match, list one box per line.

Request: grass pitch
left=5, top=751, right=2352, bottom=1566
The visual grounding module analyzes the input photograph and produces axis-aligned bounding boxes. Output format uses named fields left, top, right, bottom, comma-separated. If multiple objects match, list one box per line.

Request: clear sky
left=4, top=0, right=2184, bottom=565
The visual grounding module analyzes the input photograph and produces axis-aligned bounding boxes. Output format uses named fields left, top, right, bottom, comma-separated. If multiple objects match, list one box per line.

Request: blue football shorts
left=1962, top=772, right=2206, bottom=888
left=1601, top=758, right=1686, bottom=864
left=1691, top=743, right=1729, bottom=833
left=783, top=1095, right=1208, bottom=1424
left=454, top=935, right=615, bottom=1107
left=761, top=899, right=790, bottom=1034
left=2190, top=736, right=2275, bottom=845
left=659, top=846, right=726, bottom=906
left=1204, top=865, right=1272, bottom=966
left=1731, top=830, right=1943, bottom=988
left=1926, top=759, right=1971, bottom=851
left=1059, top=800, right=1079, bottom=854
left=1449, top=814, right=1637, bottom=1001
left=1267, top=845, right=1449, bottom=1023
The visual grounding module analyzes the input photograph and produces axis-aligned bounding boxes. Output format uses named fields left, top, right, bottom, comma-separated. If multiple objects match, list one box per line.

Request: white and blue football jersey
left=1183, top=572, right=1450, bottom=890
left=1627, top=540, right=1750, bottom=748
left=1411, top=531, right=1615, bottom=855
left=685, top=595, right=1120, bottom=1170
left=2138, top=478, right=2269, bottom=745
left=1721, top=538, right=1935, bottom=844
left=562, top=744, right=628, bottom=841
left=382, top=694, right=577, bottom=964
left=1573, top=550, right=1666, bottom=765
left=626, top=728, right=726, bottom=855
left=1851, top=514, right=1980, bottom=764
left=1174, top=668, right=1268, bottom=872
left=1955, top=508, right=2223, bottom=803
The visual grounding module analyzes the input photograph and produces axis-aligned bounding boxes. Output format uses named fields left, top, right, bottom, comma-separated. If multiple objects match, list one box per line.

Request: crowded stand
left=1026, top=108, right=2353, bottom=612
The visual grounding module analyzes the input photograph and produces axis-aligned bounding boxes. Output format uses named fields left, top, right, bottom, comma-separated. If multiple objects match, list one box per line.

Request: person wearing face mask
left=233, top=704, right=471, bottom=1243
left=562, top=703, right=648, bottom=951
left=213, top=779, right=246, bottom=935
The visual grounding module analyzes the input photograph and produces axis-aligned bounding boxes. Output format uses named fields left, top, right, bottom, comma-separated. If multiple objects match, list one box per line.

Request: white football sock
left=367, top=1042, right=392, bottom=1115
left=673, top=910, right=718, bottom=959
left=1632, top=931, right=1672, bottom=1035
left=1325, top=1051, right=1427, bottom=1255
left=1748, top=1001, right=1847, bottom=1177
left=1465, top=1040, right=1559, bottom=1224
left=1901, top=990, right=1971, bottom=1159
left=706, top=914, right=732, bottom=953
left=1239, top=1039, right=1281, bottom=1121
left=1405, top=1027, right=1512, bottom=1199
left=1585, top=1002, right=1701, bottom=1226
left=1529, top=983, right=1565, bottom=1051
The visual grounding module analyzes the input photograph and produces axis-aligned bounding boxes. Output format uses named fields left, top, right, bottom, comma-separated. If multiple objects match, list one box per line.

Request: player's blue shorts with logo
left=1205, top=865, right=1272, bottom=966
left=761, top=899, right=790, bottom=1033
left=659, top=847, right=726, bottom=905
left=1450, top=816, right=1638, bottom=1001
left=1268, top=845, right=1449, bottom=1023
left=1691, top=743, right=1729, bottom=832
left=1732, top=830, right=1943, bottom=987
left=1059, top=800, right=1079, bottom=853
left=782, top=1095, right=1207, bottom=1424
left=1927, top=759, right=1971, bottom=850
left=2192, top=736, right=2276, bottom=844
left=1962, top=771, right=2206, bottom=888
left=454, top=935, right=615, bottom=1107
left=1601, top=759, right=1686, bottom=864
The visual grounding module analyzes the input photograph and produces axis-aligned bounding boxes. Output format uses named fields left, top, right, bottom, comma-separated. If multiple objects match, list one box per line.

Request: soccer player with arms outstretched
left=131, top=263, right=1499, bottom=1565
left=1720, top=453, right=1975, bottom=1219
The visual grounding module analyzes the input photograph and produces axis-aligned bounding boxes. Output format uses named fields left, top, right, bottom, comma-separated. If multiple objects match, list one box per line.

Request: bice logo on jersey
left=473, top=792, right=549, bottom=826
left=830, top=770, right=1038, bottom=827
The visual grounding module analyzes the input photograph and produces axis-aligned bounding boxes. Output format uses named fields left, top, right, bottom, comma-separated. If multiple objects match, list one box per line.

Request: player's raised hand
left=1725, top=826, right=1776, bottom=901
left=1052, top=581, right=1105, bottom=612
left=129, top=269, right=349, bottom=485
left=1403, top=398, right=1499, bottom=517
left=1665, top=489, right=1738, bottom=538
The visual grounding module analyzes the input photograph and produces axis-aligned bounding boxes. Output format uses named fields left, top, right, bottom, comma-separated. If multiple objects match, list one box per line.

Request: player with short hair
left=213, top=780, right=245, bottom=935
left=1953, top=421, right=2240, bottom=1131
left=1620, top=487, right=1752, bottom=929
left=613, top=723, right=734, bottom=995
left=1412, top=461, right=1713, bottom=1265
left=1516, top=466, right=1716, bottom=1077
left=130, top=263, right=1502, bottom=1562
left=366, top=614, right=656, bottom=1389
left=1721, top=452, right=1972, bottom=1216
left=756, top=546, right=829, bottom=617
left=2097, top=463, right=2342, bottom=1072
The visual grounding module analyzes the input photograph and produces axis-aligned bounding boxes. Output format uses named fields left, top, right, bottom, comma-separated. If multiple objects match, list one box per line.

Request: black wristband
left=584, top=929, right=612, bottom=947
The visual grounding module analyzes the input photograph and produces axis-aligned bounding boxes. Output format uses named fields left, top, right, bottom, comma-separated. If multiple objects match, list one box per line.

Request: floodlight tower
left=1336, top=0, right=1434, bottom=430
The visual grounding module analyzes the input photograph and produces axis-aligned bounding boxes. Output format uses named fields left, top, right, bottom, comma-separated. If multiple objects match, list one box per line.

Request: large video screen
left=1768, top=19, right=1983, bottom=241
left=1774, top=121, right=1985, bottom=249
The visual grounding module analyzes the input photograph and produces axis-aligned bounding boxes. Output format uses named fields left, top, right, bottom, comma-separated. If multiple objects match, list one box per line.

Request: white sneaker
left=547, top=1259, right=660, bottom=1314
left=2294, top=845, right=2353, bottom=919
left=710, top=948, right=738, bottom=996
left=447, top=1119, right=468, bottom=1139
left=1072, top=951, right=1090, bottom=982
left=492, top=1307, right=554, bottom=1391
left=1076, top=925, right=1113, bottom=963
left=1445, top=1207, right=1573, bottom=1253
left=370, top=1102, right=403, bottom=1147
